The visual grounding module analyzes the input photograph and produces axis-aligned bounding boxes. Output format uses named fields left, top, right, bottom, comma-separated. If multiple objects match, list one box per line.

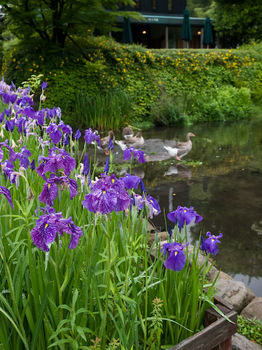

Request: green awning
left=128, top=15, right=206, bottom=26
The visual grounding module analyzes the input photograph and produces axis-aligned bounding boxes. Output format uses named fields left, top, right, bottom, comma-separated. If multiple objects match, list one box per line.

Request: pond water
left=129, top=119, right=262, bottom=297
left=104, top=119, right=262, bottom=297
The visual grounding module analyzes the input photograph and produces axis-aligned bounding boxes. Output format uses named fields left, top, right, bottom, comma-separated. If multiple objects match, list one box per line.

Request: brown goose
left=164, top=132, right=195, bottom=161
left=122, top=126, right=134, bottom=139
left=98, top=130, right=115, bottom=155
left=116, top=132, right=144, bottom=151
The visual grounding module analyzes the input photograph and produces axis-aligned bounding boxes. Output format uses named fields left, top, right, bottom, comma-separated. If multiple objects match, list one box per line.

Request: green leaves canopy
left=187, top=0, right=262, bottom=48
left=0, top=0, right=138, bottom=46
left=212, top=0, right=262, bottom=47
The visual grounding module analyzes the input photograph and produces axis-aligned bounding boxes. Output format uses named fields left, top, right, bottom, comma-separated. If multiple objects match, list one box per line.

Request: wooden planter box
left=168, top=297, right=238, bottom=350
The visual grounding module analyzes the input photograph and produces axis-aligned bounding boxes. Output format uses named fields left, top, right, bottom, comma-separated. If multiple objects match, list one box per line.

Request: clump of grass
left=237, top=315, right=262, bottom=345
left=73, top=88, right=131, bottom=130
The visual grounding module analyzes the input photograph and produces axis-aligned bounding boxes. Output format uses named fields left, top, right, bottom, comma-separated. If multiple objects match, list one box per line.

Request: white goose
left=164, top=132, right=195, bottom=161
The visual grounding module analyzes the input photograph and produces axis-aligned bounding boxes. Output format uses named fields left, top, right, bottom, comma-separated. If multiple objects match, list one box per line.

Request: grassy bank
left=2, top=37, right=262, bottom=130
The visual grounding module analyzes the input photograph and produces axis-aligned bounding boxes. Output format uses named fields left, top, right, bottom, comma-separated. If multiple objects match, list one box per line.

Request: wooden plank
left=213, top=296, right=234, bottom=311
left=168, top=310, right=237, bottom=350
left=205, top=304, right=232, bottom=327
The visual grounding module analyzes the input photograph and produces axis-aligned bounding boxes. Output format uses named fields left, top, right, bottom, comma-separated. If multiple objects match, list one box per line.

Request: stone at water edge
left=241, top=297, right=262, bottom=322
left=232, top=333, right=262, bottom=350
left=215, top=278, right=255, bottom=313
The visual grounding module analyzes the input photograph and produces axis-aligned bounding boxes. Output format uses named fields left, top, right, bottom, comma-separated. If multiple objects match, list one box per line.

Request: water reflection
left=140, top=119, right=262, bottom=297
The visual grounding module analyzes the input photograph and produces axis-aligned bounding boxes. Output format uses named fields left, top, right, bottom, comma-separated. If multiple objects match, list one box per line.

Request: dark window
left=152, top=0, right=157, bottom=10
left=135, top=0, right=141, bottom=9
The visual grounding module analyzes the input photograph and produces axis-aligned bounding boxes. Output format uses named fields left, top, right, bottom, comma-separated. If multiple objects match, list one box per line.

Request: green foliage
left=211, top=0, right=262, bottom=48
left=2, top=37, right=262, bottom=129
left=0, top=0, right=138, bottom=47
left=151, top=93, right=185, bottom=126
left=237, top=316, right=262, bottom=346
left=20, top=74, right=44, bottom=93
left=191, top=86, right=252, bottom=122
left=0, top=81, right=224, bottom=348
left=147, top=298, right=164, bottom=350
left=187, top=0, right=213, bottom=17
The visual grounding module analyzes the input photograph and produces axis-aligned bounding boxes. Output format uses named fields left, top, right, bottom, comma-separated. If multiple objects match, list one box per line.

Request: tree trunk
left=51, top=0, right=66, bottom=47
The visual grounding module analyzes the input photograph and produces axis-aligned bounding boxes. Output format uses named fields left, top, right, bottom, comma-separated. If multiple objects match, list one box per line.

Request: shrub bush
left=191, top=86, right=252, bottom=122
left=1, top=37, right=262, bottom=129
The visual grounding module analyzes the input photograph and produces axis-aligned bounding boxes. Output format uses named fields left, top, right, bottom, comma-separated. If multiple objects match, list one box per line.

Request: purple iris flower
left=167, top=224, right=172, bottom=239
left=121, top=174, right=141, bottom=190
left=46, top=123, right=63, bottom=144
left=1, top=92, right=17, bottom=104
left=137, top=150, right=146, bottom=163
left=35, top=110, right=45, bottom=126
left=167, top=206, right=203, bottom=231
left=82, top=154, right=90, bottom=177
left=201, top=232, right=223, bottom=255
left=59, top=176, right=78, bottom=200
left=161, top=242, right=189, bottom=271
left=4, top=108, right=12, bottom=117
left=104, top=157, right=110, bottom=174
left=38, top=137, right=50, bottom=153
left=108, top=137, right=114, bottom=150
left=16, top=117, right=27, bottom=134
left=82, top=174, right=131, bottom=214
left=63, top=134, right=69, bottom=146
left=131, top=193, right=161, bottom=218
left=84, top=128, right=101, bottom=147
left=58, top=121, right=72, bottom=135
left=31, top=211, right=82, bottom=252
left=1, top=92, right=10, bottom=104
left=0, top=186, right=14, bottom=209
left=140, top=179, right=146, bottom=194
left=16, top=96, right=34, bottom=107
left=30, top=159, right=36, bottom=171
left=132, top=194, right=145, bottom=211
left=39, top=174, right=78, bottom=206
left=74, top=129, right=81, bottom=140
left=38, top=175, right=60, bottom=206
left=17, top=147, right=32, bottom=169
left=37, top=147, right=76, bottom=178
left=22, top=107, right=35, bottom=119
left=0, top=140, right=17, bottom=162
left=123, top=147, right=146, bottom=163
left=145, top=195, right=161, bottom=219
left=123, top=148, right=133, bottom=161
left=0, top=112, right=4, bottom=123
left=36, top=205, right=56, bottom=216
left=58, top=217, right=83, bottom=249
left=46, top=121, right=72, bottom=144
left=45, top=107, right=58, bottom=119
left=54, top=107, right=62, bottom=119
left=5, top=119, right=15, bottom=132
left=41, top=81, right=48, bottom=90
left=45, top=108, right=52, bottom=120
left=1, top=160, right=15, bottom=183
